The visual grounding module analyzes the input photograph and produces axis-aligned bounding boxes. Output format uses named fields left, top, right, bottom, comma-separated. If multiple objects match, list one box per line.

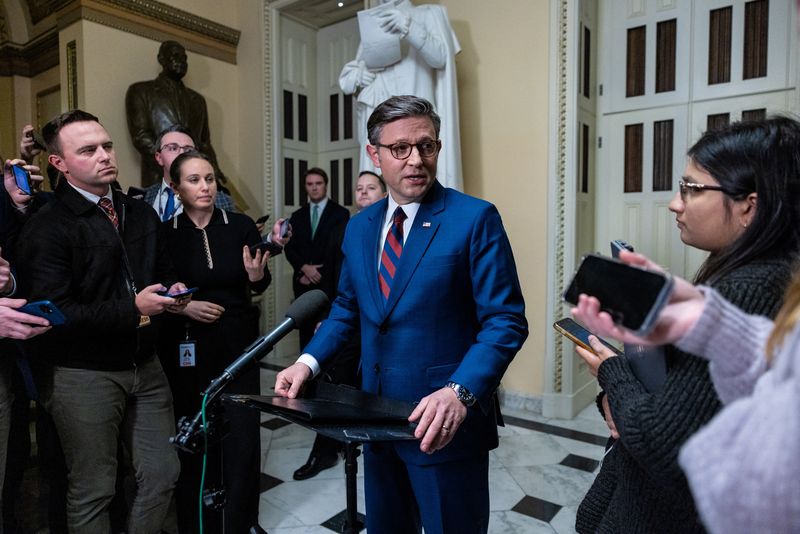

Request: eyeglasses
left=678, top=179, right=727, bottom=199
left=374, top=139, right=441, bottom=160
left=159, top=143, right=194, bottom=154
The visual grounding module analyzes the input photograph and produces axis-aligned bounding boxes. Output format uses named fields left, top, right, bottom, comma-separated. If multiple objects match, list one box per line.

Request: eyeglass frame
left=373, top=139, right=441, bottom=160
left=678, top=178, right=728, bottom=199
left=158, top=143, right=195, bottom=154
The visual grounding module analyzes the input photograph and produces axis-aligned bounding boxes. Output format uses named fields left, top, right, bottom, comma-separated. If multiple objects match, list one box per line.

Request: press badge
left=179, top=341, right=196, bottom=367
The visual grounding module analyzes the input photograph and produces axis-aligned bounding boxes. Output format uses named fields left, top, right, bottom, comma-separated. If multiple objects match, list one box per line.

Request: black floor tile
left=259, top=472, right=283, bottom=493
left=560, top=453, right=600, bottom=473
left=511, top=494, right=562, bottom=523
left=321, top=509, right=366, bottom=532
left=504, top=415, right=608, bottom=446
left=260, top=417, right=291, bottom=430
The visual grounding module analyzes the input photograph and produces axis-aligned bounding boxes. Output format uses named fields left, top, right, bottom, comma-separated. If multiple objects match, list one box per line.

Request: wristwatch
left=447, top=381, right=476, bottom=407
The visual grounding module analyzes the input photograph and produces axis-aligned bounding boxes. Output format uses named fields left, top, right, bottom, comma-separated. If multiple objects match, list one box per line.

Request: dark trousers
left=40, top=357, right=180, bottom=534
left=363, top=443, right=490, bottom=534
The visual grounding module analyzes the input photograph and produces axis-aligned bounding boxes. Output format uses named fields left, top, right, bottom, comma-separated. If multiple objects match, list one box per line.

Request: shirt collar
left=310, top=197, right=329, bottom=213
left=384, top=195, right=421, bottom=228
left=67, top=180, right=112, bottom=206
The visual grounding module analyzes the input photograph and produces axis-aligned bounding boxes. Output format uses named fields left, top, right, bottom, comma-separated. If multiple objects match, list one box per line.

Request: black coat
left=17, top=180, right=176, bottom=370
left=284, top=200, right=350, bottom=300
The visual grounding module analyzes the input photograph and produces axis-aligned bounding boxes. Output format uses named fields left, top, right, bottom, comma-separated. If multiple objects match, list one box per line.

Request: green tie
left=311, top=204, right=320, bottom=238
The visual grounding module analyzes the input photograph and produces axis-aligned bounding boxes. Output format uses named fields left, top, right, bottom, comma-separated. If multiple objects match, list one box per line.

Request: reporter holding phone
left=157, top=151, right=287, bottom=533
left=573, top=118, right=800, bottom=533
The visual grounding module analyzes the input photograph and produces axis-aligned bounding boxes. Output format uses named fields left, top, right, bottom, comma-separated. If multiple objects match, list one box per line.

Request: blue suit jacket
left=305, top=181, right=528, bottom=466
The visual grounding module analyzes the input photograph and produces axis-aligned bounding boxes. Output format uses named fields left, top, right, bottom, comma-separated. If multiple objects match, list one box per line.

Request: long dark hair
left=688, top=116, right=800, bottom=284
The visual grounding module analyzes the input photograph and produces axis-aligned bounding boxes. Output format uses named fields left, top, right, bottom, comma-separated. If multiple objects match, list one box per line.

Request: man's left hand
left=409, top=386, right=467, bottom=454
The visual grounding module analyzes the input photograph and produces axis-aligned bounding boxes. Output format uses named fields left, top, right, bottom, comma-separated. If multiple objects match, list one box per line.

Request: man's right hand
left=134, top=283, right=177, bottom=317
left=274, top=362, right=312, bottom=399
left=300, top=264, right=323, bottom=285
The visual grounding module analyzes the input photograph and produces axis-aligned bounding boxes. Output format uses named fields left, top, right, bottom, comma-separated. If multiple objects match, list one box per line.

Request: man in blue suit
left=274, top=95, right=528, bottom=534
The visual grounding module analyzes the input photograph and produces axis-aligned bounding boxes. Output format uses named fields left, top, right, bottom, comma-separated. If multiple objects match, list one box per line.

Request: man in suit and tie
left=136, top=125, right=236, bottom=219
left=284, top=167, right=350, bottom=350
left=275, top=95, right=528, bottom=534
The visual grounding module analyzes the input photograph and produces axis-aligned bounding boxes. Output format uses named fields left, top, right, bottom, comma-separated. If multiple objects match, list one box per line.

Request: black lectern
left=223, top=382, right=418, bottom=534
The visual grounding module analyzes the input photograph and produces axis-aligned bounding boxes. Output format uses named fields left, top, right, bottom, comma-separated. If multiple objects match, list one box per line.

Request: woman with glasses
left=157, top=151, right=287, bottom=533
left=574, top=117, right=800, bottom=533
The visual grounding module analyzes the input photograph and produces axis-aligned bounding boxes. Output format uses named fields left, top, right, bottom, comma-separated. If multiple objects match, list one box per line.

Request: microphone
left=172, top=289, right=329, bottom=452
left=213, top=288, right=329, bottom=385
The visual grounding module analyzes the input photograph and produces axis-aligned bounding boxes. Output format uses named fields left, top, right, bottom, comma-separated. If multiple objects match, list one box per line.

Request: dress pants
left=363, top=442, right=490, bottom=534
left=41, top=356, right=180, bottom=534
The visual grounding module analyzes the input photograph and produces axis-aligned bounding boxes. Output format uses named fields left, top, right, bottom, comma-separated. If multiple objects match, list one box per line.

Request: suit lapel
left=383, top=182, right=445, bottom=318
left=364, top=199, right=388, bottom=314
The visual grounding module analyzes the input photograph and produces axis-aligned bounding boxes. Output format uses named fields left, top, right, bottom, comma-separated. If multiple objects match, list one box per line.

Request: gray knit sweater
left=575, top=259, right=793, bottom=533
left=677, top=286, right=800, bottom=534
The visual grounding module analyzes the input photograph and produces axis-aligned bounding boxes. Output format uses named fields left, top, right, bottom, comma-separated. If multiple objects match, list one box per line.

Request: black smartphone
left=563, top=254, right=673, bottom=335
left=280, top=219, right=290, bottom=238
left=553, top=317, right=623, bottom=355
left=12, top=165, right=32, bottom=195
left=610, top=239, right=634, bottom=258
left=29, top=129, right=47, bottom=150
left=157, top=287, right=199, bottom=299
left=18, top=300, right=66, bottom=325
left=255, top=214, right=270, bottom=225
left=249, top=240, right=283, bottom=257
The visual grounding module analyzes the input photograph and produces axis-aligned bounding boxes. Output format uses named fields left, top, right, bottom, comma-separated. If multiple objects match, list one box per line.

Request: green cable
left=199, top=392, right=209, bottom=534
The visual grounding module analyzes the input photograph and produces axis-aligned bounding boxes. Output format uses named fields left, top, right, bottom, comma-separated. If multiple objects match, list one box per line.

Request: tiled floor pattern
left=256, top=362, right=608, bottom=534
left=11, top=361, right=607, bottom=534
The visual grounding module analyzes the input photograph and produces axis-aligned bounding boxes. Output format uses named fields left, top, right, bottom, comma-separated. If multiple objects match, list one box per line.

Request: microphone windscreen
left=285, top=289, right=329, bottom=327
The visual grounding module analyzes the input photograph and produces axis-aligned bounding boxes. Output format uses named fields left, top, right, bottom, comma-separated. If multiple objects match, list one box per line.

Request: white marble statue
left=339, top=0, right=462, bottom=190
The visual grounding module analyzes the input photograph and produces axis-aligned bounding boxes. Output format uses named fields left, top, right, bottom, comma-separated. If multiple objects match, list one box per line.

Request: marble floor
left=255, top=360, right=609, bottom=534
left=11, top=360, right=608, bottom=534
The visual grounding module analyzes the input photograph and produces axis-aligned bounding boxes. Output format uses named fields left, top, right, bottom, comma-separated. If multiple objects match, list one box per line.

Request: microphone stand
left=172, top=316, right=294, bottom=453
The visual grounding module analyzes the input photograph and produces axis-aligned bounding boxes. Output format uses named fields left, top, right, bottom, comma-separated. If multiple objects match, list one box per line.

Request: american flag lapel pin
left=422, top=221, right=431, bottom=228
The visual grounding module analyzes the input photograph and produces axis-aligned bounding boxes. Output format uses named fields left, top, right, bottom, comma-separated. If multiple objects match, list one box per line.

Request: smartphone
left=29, top=129, right=47, bottom=150
left=11, top=165, right=32, bottom=195
left=255, top=214, right=270, bottom=225
left=18, top=300, right=66, bottom=325
left=553, top=317, right=623, bottom=355
left=157, top=287, right=199, bottom=299
left=610, top=239, right=634, bottom=258
left=280, top=219, right=290, bottom=238
left=249, top=239, right=283, bottom=257
left=563, top=254, right=673, bottom=335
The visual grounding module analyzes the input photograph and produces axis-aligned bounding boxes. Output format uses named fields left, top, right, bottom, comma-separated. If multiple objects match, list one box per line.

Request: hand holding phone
left=156, top=287, right=199, bottom=299
left=564, top=254, right=673, bottom=335
left=553, top=317, right=622, bottom=355
left=280, top=218, right=290, bottom=238
left=11, top=165, right=32, bottom=196
left=18, top=300, right=66, bottom=325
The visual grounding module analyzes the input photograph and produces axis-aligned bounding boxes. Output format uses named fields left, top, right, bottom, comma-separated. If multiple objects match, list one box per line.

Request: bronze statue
left=126, top=41, right=227, bottom=187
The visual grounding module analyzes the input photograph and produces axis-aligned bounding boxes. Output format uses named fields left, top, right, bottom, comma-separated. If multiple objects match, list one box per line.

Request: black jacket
left=284, top=199, right=350, bottom=300
left=17, top=180, right=176, bottom=370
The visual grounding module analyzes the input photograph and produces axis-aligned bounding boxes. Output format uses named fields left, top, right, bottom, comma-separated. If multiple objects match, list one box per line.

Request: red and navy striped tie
left=379, top=207, right=407, bottom=300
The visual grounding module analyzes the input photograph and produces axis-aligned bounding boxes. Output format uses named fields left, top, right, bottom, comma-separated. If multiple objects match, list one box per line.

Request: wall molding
left=55, top=0, right=241, bottom=64
left=0, top=30, right=59, bottom=76
left=499, top=388, right=543, bottom=417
